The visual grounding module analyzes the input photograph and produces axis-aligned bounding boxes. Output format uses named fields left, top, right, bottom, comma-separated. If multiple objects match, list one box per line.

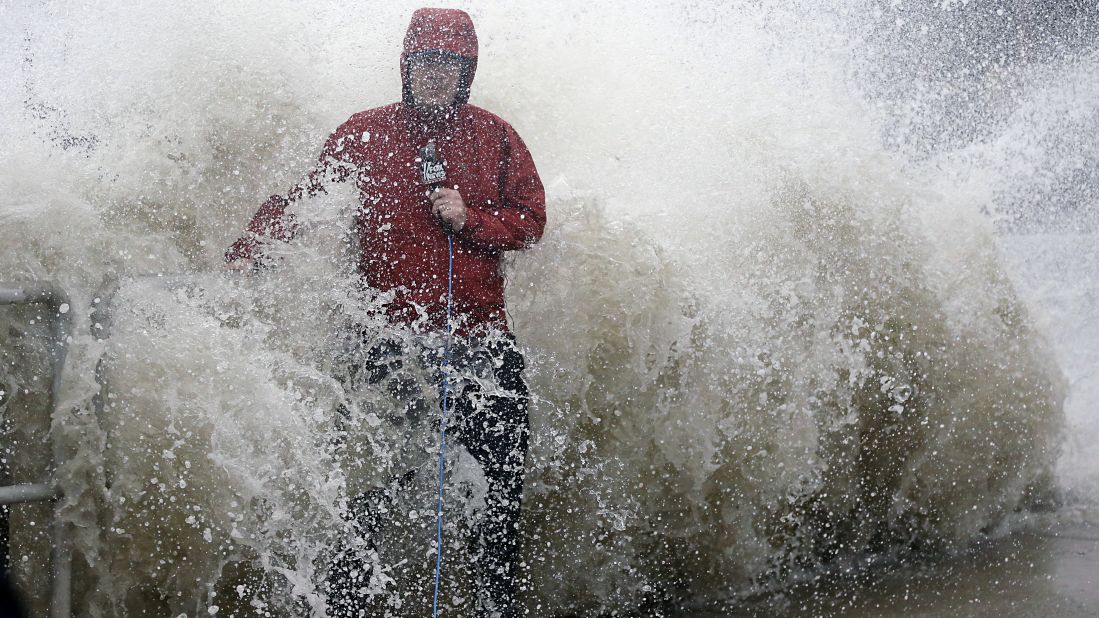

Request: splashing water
left=1, top=1, right=1095, bottom=615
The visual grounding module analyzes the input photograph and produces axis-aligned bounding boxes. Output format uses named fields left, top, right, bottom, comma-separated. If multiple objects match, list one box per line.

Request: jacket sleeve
left=225, top=124, right=358, bottom=263
left=458, top=123, right=546, bottom=251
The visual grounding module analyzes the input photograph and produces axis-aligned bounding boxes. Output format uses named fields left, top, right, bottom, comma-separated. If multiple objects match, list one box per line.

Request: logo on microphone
left=419, top=141, right=447, bottom=186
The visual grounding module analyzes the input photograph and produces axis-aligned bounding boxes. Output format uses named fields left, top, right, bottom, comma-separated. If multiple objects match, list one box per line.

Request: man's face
left=408, top=55, right=463, bottom=108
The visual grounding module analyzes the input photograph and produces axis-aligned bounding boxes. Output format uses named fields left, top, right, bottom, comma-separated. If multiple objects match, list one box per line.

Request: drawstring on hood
left=401, top=8, right=479, bottom=108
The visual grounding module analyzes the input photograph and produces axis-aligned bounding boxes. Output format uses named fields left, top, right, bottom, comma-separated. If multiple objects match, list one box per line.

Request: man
left=226, top=8, right=545, bottom=616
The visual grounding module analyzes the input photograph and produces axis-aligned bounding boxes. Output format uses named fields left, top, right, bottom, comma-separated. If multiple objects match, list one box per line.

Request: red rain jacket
left=226, top=9, right=545, bottom=334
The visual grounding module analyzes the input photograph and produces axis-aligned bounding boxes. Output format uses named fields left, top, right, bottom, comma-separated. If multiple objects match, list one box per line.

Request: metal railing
left=0, top=282, right=72, bottom=618
left=0, top=274, right=237, bottom=617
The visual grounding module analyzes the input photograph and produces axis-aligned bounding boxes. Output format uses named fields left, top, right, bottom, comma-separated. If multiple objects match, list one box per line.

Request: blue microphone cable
left=432, top=233, right=454, bottom=616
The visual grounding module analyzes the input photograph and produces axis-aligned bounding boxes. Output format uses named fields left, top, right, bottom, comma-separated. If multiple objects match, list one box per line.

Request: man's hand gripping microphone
left=419, top=141, right=452, bottom=234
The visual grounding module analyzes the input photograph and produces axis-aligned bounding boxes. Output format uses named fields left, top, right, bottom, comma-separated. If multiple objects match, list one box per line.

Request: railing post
left=0, top=282, right=72, bottom=618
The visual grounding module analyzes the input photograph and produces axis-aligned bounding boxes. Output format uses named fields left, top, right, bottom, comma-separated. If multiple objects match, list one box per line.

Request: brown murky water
left=687, top=523, right=1099, bottom=617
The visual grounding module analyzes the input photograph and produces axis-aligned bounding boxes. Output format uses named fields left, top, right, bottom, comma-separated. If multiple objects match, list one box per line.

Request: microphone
left=419, top=140, right=451, bottom=232
left=419, top=140, right=447, bottom=191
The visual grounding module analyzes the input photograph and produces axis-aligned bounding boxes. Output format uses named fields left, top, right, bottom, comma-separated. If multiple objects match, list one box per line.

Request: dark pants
left=326, top=333, right=530, bottom=617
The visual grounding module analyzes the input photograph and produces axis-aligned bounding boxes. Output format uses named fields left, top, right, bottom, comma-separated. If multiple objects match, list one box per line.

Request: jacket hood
left=401, top=8, right=479, bottom=107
